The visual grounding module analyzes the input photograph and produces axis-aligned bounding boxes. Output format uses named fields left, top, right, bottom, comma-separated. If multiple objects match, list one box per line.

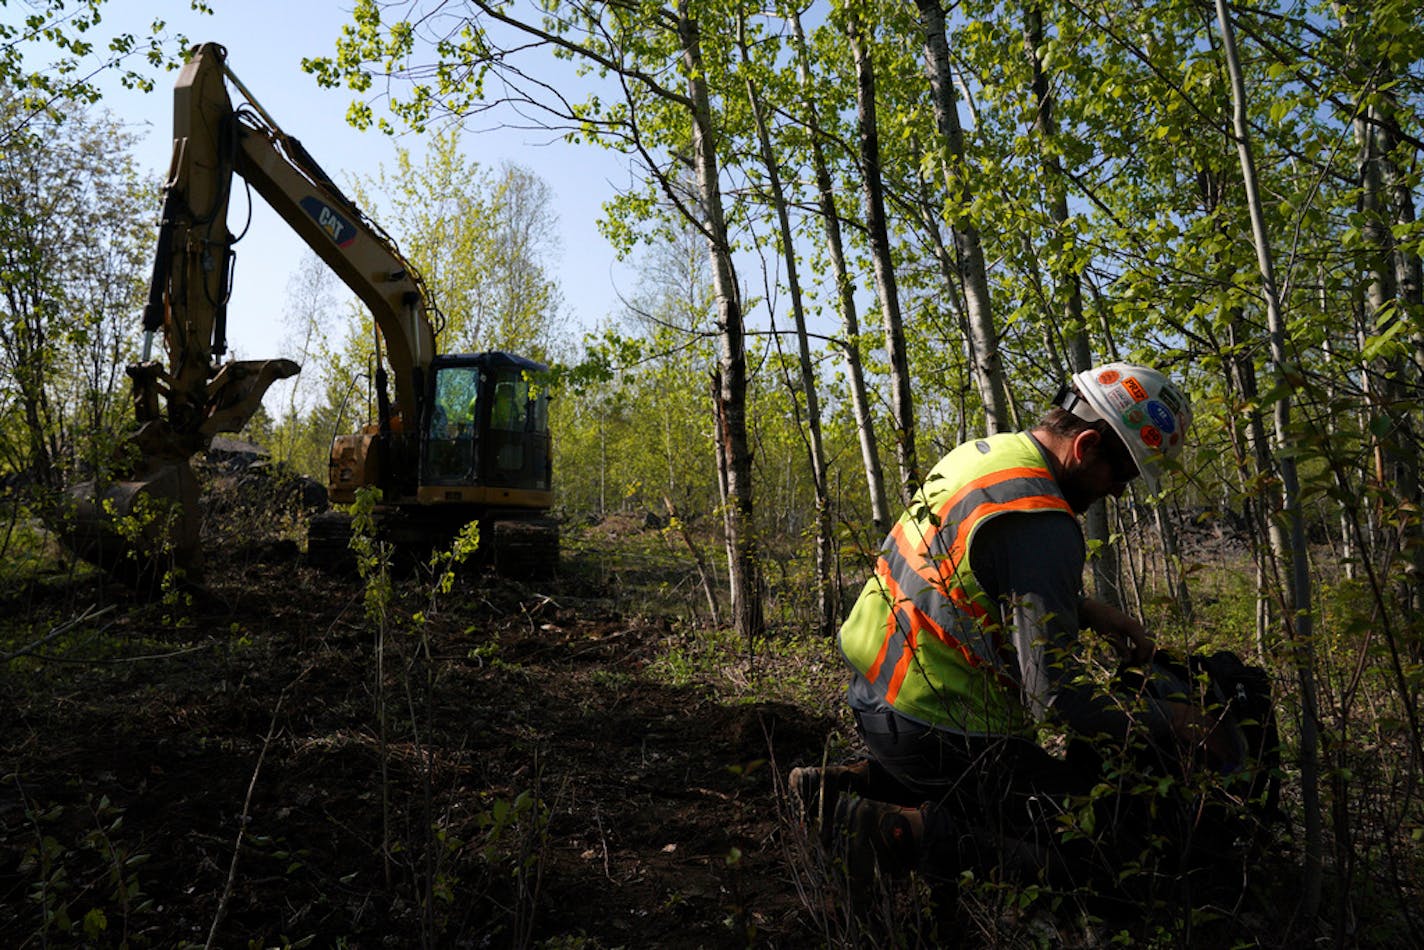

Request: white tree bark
left=1216, top=0, right=1322, bottom=922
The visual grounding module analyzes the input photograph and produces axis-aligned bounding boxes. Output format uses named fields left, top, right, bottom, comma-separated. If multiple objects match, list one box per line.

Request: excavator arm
left=222, top=68, right=437, bottom=418
left=68, top=42, right=438, bottom=577
left=137, top=40, right=436, bottom=447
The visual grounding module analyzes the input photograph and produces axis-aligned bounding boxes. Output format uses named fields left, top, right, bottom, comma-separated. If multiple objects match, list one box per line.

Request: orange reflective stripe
left=883, top=612, right=918, bottom=705
left=865, top=561, right=929, bottom=682
left=886, top=518, right=946, bottom=593
left=887, top=466, right=1056, bottom=589
left=838, top=433, right=1080, bottom=732
left=882, top=566, right=956, bottom=656
left=884, top=599, right=1013, bottom=705
left=868, top=562, right=980, bottom=702
left=944, top=494, right=1073, bottom=568
left=949, top=586, right=989, bottom=619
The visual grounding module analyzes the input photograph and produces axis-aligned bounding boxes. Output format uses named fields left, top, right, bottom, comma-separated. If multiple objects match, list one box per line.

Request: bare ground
left=0, top=519, right=844, bottom=947
left=0, top=504, right=1349, bottom=948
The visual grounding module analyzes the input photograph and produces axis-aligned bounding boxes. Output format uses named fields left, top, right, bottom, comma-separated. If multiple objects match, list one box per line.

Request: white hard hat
left=1055, top=362, right=1191, bottom=492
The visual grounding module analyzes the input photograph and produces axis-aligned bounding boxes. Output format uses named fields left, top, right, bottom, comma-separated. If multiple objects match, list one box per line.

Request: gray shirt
left=971, top=511, right=1159, bottom=741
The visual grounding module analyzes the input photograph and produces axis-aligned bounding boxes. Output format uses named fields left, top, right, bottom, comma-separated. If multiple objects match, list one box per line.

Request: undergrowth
left=4, top=499, right=1424, bottom=946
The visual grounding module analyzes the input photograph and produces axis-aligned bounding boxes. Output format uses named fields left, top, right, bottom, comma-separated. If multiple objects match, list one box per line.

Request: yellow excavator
left=67, top=42, right=557, bottom=578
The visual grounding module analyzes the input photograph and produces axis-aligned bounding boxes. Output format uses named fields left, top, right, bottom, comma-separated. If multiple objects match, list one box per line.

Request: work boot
left=832, top=794, right=921, bottom=882
left=788, top=760, right=872, bottom=842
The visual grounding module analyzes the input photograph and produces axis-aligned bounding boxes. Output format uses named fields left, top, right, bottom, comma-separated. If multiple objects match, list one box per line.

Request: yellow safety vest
left=839, top=432, right=1078, bottom=735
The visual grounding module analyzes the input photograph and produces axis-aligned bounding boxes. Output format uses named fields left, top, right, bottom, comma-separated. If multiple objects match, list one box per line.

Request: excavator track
left=490, top=518, right=560, bottom=579
left=305, top=510, right=355, bottom=571
left=306, top=509, right=558, bottom=579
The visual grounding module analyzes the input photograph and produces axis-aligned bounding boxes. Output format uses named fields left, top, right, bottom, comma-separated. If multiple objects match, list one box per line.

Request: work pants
left=853, top=707, right=1121, bottom=887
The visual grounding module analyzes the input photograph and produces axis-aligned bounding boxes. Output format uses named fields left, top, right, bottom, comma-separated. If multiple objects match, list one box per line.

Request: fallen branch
left=662, top=495, right=721, bottom=628
left=0, top=603, right=116, bottom=662
left=203, top=672, right=301, bottom=950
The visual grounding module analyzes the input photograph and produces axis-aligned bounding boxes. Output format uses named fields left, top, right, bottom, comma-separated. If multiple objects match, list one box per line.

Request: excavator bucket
left=59, top=354, right=299, bottom=583
left=65, top=459, right=202, bottom=582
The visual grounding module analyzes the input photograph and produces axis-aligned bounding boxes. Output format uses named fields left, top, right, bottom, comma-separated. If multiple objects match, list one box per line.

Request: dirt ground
left=0, top=498, right=1327, bottom=948
left=0, top=521, right=847, bottom=947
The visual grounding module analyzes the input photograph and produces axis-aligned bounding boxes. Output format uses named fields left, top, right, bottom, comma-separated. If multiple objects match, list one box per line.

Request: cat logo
left=299, top=196, right=356, bottom=248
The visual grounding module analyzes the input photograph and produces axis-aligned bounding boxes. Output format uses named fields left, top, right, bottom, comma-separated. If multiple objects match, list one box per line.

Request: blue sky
left=17, top=0, right=636, bottom=367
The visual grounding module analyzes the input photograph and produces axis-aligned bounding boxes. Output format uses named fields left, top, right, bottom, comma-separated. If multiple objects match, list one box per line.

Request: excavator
left=66, top=42, right=557, bottom=578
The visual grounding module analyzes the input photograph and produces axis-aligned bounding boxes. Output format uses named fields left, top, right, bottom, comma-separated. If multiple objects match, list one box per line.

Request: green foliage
left=553, top=225, right=721, bottom=519
left=426, top=520, right=481, bottom=599
left=348, top=132, right=566, bottom=360
left=11, top=784, right=154, bottom=944
left=10, top=0, right=1424, bottom=934
left=0, top=0, right=201, bottom=133
left=266, top=251, right=341, bottom=479
left=0, top=90, right=151, bottom=493
left=97, top=489, right=190, bottom=604
left=348, top=486, right=391, bottom=625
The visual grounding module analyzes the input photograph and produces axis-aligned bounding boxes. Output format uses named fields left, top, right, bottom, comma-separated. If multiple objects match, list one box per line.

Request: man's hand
left=1079, top=595, right=1154, bottom=664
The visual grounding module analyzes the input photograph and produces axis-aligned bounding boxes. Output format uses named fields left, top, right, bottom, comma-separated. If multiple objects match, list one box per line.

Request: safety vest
left=839, top=432, right=1078, bottom=735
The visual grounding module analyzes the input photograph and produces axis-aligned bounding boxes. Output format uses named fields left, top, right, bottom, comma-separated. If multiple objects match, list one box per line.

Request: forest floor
left=0, top=512, right=863, bottom=947
left=0, top=503, right=1317, bottom=947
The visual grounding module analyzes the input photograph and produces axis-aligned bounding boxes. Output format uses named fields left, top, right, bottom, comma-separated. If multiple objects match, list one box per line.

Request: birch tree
left=914, top=0, right=1011, bottom=434
left=735, top=17, right=837, bottom=636
left=1214, top=0, right=1322, bottom=921
left=789, top=8, right=890, bottom=536
left=312, top=0, right=766, bottom=638
left=846, top=8, right=919, bottom=499
left=351, top=134, right=564, bottom=360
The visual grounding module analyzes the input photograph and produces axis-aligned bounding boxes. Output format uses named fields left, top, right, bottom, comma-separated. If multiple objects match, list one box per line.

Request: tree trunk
left=1225, top=318, right=1275, bottom=653
left=915, top=0, right=1011, bottom=434
left=1216, top=0, right=1323, bottom=923
left=1024, top=5, right=1121, bottom=605
left=1361, top=91, right=1424, bottom=619
left=848, top=11, right=918, bottom=501
left=739, top=25, right=836, bottom=637
left=665, top=494, right=721, bottom=628
left=906, top=146, right=984, bottom=441
left=790, top=10, right=890, bottom=537
left=678, top=4, right=762, bottom=641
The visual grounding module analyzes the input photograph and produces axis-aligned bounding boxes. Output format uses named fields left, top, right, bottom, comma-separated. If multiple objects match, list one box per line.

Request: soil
left=0, top=519, right=846, bottom=948
left=0, top=502, right=1310, bottom=948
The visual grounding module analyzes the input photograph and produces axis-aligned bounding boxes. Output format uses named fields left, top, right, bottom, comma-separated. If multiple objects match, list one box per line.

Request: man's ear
left=1071, top=428, right=1102, bottom=463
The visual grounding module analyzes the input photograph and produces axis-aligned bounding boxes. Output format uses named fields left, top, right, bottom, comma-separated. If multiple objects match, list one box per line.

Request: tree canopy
left=5, top=0, right=1424, bottom=941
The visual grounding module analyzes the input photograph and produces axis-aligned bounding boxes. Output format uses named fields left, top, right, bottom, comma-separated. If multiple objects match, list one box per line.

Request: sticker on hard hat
left=1097, top=369, right=1121, bottom=385
left=1140, top=425, right=1163, bottom=448
left=1125, top=407, right=1146, bottom=426
left=1123, top=376, right=1149, bottom=402
left=1158, top=385, right=1182, bottom=413
left=1105, top=386, right=1134, bottom=411
left=1146, top=400, right=1176, bottom=434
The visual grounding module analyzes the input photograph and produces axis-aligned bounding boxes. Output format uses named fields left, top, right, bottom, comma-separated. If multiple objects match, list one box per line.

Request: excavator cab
left=313, top=350, right=556, bottom=573
left=421, top=352, right=552, bottom=498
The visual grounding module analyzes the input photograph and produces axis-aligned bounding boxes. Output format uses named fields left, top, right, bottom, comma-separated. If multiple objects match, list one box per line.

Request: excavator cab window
left=421, top=358, right=551, bottom=491
left=484, top=370, right=549, bottom=486
left=431, top=367, right=482, bottom=439
left=424, top=366, right=482, bottom=483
